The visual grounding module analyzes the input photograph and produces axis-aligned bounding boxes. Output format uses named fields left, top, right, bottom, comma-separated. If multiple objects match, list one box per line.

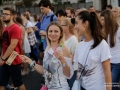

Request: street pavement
left=22, top=70, right=42, bottom=90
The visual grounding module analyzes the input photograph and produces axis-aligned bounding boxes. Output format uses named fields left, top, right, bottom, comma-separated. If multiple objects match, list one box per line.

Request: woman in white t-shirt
left=20, top=22, right=74, bottom=90
left=61, top=18, right=78, bottom=89
left=61, top=18, right=78, bottom=56
left=100, top=10, right=120, bottom=90
left=74, top=11, right=112, bottom=90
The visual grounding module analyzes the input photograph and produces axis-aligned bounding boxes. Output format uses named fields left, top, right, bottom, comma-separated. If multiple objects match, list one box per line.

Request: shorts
left=0, top=64, right=23, bottom=87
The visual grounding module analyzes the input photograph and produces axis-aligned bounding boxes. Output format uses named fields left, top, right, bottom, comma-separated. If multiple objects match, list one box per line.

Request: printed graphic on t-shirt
left=2, top=30, right=10, bottom=48
left=77, top=62, right=96, bottom=79
left=43, top=52, right=62, bottom=89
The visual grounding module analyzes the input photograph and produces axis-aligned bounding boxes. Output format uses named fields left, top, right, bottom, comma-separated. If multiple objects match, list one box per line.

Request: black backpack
left=50, top=14, right=55, bottom=22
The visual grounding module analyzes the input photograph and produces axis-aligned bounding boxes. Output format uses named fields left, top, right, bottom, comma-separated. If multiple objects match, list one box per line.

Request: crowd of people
left=0, top=0, right=120, bottom=90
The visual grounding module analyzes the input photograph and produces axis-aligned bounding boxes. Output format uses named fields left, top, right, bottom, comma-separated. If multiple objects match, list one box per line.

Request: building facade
left=0, top=0, right=120, bottom=15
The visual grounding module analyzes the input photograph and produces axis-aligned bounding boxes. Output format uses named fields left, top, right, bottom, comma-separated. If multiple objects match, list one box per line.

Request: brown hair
left=3, top=7, right=15, bottom=15
left=0, top=19, right=4, bottom=38
left=45, top=22, right=64, bottom=52
left=101, top=10, right=118, bottom=47
left=66, top=7, right=75, bottom=15
left=22, top=13, right=30, bottom=20
left=77, top=11, right=105, bottom=49
left=33, top=14, right=38, bottom=22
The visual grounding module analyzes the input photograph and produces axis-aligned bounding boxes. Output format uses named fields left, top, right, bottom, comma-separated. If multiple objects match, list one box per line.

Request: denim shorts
left=0, top=64, right=23, bottom=87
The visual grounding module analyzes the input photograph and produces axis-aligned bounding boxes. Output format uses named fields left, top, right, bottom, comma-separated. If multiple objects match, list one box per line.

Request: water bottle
left=41, top=35, right=45, bottom=42
left=56, top=44, right=63, bottom=52
left=52, top=44, right=63, bottom=62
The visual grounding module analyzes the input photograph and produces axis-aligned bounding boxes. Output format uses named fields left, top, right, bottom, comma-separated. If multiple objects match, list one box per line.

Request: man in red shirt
left=0, top=7, right=26, bottom=90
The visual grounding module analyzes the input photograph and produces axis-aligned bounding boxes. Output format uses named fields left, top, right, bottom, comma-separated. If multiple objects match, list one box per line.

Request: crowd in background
left=0, top=0, right=120, bottom=90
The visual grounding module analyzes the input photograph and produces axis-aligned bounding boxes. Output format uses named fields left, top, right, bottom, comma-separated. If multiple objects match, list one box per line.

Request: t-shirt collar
left=45, top=11, right=54, bottom=17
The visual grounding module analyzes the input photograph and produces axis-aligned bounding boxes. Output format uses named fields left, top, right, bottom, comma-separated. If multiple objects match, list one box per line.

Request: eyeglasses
left=2, top=13, right=11, bottom=16
left=112, top=11, right=118, bottom=13
left=61, top=25, right=67, bottom=26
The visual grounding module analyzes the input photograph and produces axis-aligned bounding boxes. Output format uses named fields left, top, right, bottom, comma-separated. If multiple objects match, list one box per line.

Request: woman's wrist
left=28, top=59, right=33, bottom=64
left=60, top=57, right=66, bottom=64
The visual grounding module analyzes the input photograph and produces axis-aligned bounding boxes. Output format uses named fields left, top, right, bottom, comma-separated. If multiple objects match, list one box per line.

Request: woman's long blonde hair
left=45, top=22, right=65, bottom=52
left=62, top=18, right=78, bottom=37
left=112, top=7, right=120, bottom=26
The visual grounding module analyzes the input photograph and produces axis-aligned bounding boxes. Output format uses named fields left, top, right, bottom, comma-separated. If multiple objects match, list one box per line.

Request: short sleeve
left=11, top=26, right=21, bottom=39
left=100, top=41, right=111, bottom=62
left=117, top=28, right=120, bottom=38
left=73, top=44, right=79, bottom=63
left=64, top=57, right=74, bottom=79
left=26, top=22, right=33, bottom=29
left=53, top=15, right=57, bottom=21
left=70, top=36, right=78, bottom=54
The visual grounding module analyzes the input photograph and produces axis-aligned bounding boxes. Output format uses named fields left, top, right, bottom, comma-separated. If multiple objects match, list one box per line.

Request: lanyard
left=52, top=46, right=59, bottom=55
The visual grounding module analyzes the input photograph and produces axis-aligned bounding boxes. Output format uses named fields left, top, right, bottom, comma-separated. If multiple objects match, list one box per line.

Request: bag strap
left=50, top=14, right=55, bottom=22
left=84, top=48, right=91, bottom=67
left=41, top=14, right=54, bottom=23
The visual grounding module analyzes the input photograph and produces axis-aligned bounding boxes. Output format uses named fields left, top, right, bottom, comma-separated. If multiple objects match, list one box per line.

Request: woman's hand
left=19, top=55, right=32, bottom=64
left=33, top=26, right=38, bottom=31
left=39, top=30, right=46, bottom=35
left=54, top=50, right=65, bottom=63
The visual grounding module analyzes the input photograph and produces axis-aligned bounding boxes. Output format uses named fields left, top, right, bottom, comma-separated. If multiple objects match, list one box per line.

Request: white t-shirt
left=74, top=39, right=111, bottom=90
left=24, top=20, right=33, bottom=29
left=43, top=47, right=74, bottom=90
left=65, top=35, right=78, bottom=55
left=108, top=27, right=120, bottom=63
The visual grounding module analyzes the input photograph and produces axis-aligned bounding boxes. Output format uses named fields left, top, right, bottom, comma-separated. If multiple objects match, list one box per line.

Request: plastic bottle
left=52, top=44, right=63, bottom=62
left=41, top=35, right=45, bottom=42
left=57, top=44, right=63, bottom=52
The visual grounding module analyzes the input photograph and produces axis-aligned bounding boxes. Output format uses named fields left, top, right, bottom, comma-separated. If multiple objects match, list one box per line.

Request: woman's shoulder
left=97, top=39, right=109, bottom=49
left=62, top=45, right=71, bottom=58
left=70, top=35, right=78, bottom=41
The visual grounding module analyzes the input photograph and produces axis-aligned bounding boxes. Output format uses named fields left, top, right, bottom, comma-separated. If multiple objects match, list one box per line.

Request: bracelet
left=1, top=57, right=5, bottom=61
left=62, top=63, right=67, bottom=67
left=30, top=61, right=36, bottom=68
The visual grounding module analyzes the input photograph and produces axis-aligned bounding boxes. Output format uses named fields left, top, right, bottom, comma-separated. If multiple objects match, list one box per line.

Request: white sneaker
left=21, top=70, right=29, bottom=76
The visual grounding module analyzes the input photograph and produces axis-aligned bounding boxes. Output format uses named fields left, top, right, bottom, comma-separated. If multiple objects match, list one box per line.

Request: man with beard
left=0, top=7, right=26, bottom=90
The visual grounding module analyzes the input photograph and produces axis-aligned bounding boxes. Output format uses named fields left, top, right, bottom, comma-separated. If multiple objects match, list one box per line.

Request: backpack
left=50, top=14, right=55, bottom=22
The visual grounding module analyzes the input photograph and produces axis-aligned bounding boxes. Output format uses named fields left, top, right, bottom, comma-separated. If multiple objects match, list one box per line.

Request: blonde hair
left=62, top=18, right=78, bottom=37
left=45, top=22, right=65, bottom=52
left=113, top=7, right=120, bottom=26
left=113, top=6, right=120, bottom=16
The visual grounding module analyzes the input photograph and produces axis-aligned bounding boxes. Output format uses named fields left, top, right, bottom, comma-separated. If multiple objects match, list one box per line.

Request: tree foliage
left=53, top=0, right=62, bottom=4
left=22, top=0, right=36, bottom=7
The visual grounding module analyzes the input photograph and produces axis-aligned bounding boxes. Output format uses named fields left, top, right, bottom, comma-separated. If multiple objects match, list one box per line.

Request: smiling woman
left=20, top=21, right=74, bottom=90
left=45, top=21, right=64, bottom=52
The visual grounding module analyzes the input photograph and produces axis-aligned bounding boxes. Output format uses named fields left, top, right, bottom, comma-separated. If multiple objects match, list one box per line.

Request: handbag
left=40, top=85, right=48, bottom=90
left=72, top=79, right=81, bottom=90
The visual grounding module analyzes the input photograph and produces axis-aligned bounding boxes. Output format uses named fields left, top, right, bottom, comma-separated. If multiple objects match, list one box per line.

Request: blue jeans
left=111, top=63, right=120, bottom=90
